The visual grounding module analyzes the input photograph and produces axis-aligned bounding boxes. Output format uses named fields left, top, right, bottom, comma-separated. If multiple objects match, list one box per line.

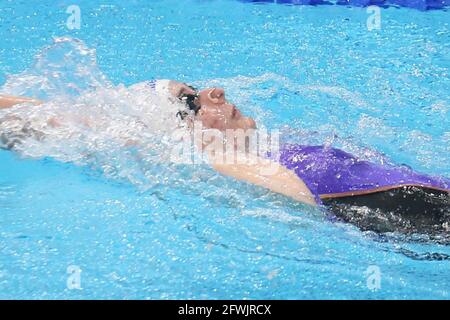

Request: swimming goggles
left=177, top=86, right=201, bottom=120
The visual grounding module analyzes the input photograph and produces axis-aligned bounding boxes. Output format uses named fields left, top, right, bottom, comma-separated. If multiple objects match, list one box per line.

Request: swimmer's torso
left=277, top=144, right=450, bottom=237
left=277, top=144, right=449, bottom=201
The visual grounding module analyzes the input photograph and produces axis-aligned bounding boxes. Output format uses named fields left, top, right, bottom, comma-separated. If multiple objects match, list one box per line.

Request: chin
left=246, top=117, right=257, bottom=129
left=228, top=117, right=256, bottom=130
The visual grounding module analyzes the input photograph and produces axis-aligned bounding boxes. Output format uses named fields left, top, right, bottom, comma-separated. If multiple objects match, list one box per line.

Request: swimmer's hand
left=211, top=155, right=317, bottom=207
left=0, top=95, right=43, bottom=109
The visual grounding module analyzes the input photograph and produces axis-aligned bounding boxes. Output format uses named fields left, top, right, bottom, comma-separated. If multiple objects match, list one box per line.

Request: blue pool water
left=0, top=0, right=449, bottom=299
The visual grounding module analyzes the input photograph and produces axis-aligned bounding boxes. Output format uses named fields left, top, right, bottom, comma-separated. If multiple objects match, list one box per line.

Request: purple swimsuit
left=277, top=144, right=450, bottom=204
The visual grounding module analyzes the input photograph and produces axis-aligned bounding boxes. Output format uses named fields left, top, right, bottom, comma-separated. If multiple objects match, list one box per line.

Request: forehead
left=198, top=88, right=215, bottom=96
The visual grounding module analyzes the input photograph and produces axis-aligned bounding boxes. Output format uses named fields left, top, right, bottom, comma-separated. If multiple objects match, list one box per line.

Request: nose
left=207, top=87, right=226, bottom=104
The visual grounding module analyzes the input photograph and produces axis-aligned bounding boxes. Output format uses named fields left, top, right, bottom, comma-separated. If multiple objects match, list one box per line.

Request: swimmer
left=0, top=79, right=318, bottom=207
left=1, top=81, right=449, bottom=237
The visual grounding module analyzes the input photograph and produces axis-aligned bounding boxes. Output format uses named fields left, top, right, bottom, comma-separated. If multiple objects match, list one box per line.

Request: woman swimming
left=1, top=80, right=449, bottom=237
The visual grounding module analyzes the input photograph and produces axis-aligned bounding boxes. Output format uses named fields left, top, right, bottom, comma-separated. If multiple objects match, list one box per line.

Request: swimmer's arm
left=0, top=95, right=43, bottom=109
left=211, top=157, right=317, bottom=206
left=0, top=95, right=68, bottom=129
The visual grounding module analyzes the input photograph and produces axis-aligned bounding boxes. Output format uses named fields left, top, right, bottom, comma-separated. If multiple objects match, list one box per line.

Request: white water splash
left=0, top=37, right=198, bottom=190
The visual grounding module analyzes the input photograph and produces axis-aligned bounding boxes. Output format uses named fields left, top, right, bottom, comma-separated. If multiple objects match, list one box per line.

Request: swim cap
left=142, top=79, right=171, bottom=98
left=129, top=79, right=193, bottom=122
left=154, top=79, right=171, bottom=97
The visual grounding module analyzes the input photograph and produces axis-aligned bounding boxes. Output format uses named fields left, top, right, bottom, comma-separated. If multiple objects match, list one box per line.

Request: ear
left=197, top=108, right=205, bottom=117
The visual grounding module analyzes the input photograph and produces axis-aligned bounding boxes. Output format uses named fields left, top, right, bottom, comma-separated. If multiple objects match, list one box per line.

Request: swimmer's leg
left=0, top=95, right=43, bottom=109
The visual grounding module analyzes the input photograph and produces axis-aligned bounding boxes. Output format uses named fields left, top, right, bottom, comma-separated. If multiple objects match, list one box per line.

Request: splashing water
left=0, top=1, right=449, bottom=299
left=0, top=38, right=313, bottom=212
left=0, top=38, right=211, bottom=191
left=0, top=37, right=447, bottom=211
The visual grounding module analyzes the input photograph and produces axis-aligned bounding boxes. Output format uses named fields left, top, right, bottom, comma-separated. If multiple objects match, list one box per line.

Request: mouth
left=231, top=105, right=241, bottom=118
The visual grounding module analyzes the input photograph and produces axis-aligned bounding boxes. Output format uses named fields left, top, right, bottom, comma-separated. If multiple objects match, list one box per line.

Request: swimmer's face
left=194, top=87, right=256, bottom=131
